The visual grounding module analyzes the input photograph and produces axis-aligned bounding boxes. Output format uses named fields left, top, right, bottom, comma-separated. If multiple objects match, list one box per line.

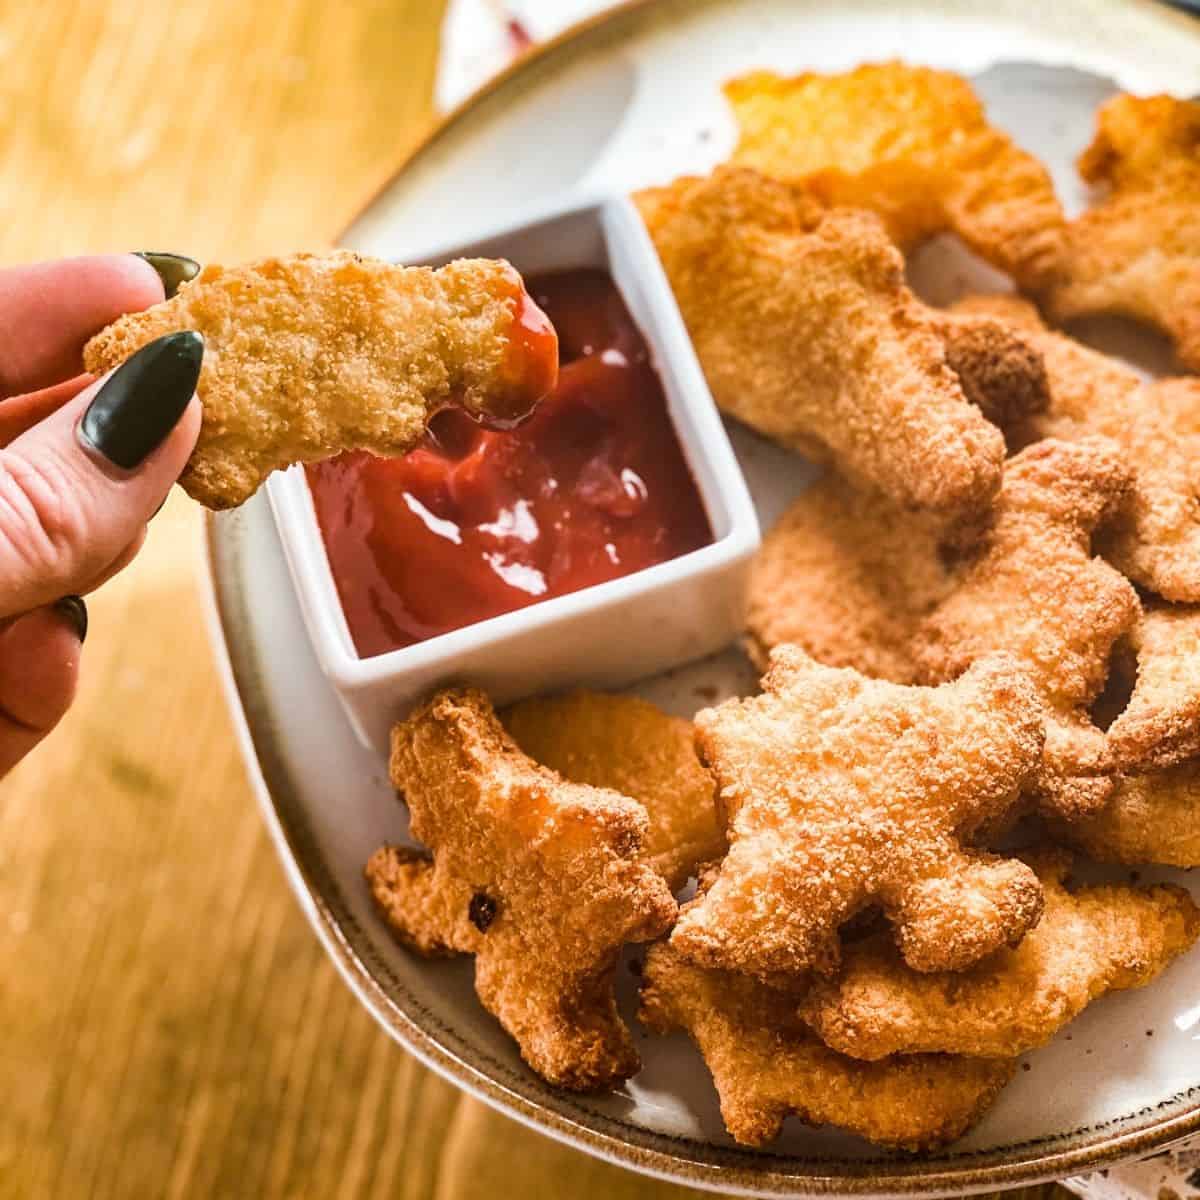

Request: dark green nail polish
left=79, top=331, right=203, bottom=471
left=134, top=252, right=201, bottom=299
left=53, top=595, right=88, bottom=644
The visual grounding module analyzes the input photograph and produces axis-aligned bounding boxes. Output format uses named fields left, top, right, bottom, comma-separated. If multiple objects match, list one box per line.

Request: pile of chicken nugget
left=365, top=64, right=1200, bottom=1152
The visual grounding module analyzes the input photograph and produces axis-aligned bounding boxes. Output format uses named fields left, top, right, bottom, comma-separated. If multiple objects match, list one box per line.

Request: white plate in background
left=207, top=2, right=1200, bottom=1194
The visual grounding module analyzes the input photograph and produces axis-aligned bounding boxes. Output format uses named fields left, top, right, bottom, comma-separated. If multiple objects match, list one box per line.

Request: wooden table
left=0, top=3, right=1071, bottom=1196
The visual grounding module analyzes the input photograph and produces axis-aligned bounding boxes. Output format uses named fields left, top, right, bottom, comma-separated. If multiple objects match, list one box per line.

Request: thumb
left=0, top=332, right=202, bottom=619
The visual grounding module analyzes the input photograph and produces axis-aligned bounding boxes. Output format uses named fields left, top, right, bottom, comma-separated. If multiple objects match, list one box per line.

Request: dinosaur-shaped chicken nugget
left=799, top=851, right=1200, bottom=1060
left=1053, top=763, right=1200, bottom=868
left=912, top=438, right=1140, bottom=819
left=636, top=166, right=1047, bottom=516
left=366, top=688, right=677, bottom=1091
left=1047, top=94, right=1200, bottom=371
left=639, top=941, right=1016, bottom=1150
left=724, top=62, right=1066, bottom=289
left=502, top=691, right=724, bottom=892
left=84, top=252, right=558, bottom=509
left=1107, top=605, right=1200, bottom=772
left=673, top=646, right=1045, bottom=978
left=745, top=473, right=957, bottom=681
left=952, top=294, right=1200, bottom=603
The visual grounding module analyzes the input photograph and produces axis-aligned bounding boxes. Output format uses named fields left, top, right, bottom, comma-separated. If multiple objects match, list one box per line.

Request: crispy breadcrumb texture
left=724, top=62, right=1066, bottom=289
left=83, top=253, right=557, bottom=509
left=502, top=691, right=724, bottom=893
left=911, top=438, right=1140, bottom=819
left=674, top=646, right=1045, bottom=978
left=953, top=294, right=1200, bottom=603
left=1108, top=606, right=1200, bottom=773
left=935, top=311, right=1050, bottom=436
left=799, top=851, right=1200, bottom=1060
left=1048, top=94, right=1200, bottom=371
left=367, top=687, right=676, bottom=1092
left=745, top=474, right=957, bottom=681
left=638, top=941, right=1016, bottom=1150
left=1052, top=763, right=1200, bottom=868
left=635, top=166, right=1008, bottom=516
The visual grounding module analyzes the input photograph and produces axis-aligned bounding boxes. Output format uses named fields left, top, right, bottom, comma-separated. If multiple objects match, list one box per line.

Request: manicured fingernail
left=78, top=331, right=203, bottom=471
left=53, top=595, right=88, bottom=644
left=134, top=252, right=201, bottom=299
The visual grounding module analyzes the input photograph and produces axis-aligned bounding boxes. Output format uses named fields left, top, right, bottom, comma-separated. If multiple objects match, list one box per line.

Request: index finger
left=0, top=255, right=165, bottom=401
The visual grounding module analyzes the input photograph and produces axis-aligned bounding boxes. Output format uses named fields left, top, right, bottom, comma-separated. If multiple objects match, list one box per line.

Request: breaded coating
left=799, top=851, right=1200, bottom=1060
left=638, top=941, right=1016, bottom=1150
left=1052, top=763, right=1200, bottom=868
left=935, top=310, right=1050, bottom=435
left=953, top=294, right=1200, bottom=602
left=745, top=474, right=957, bottom=681
left=83, top=253, right=558, bottom=509
left=1047, top=94, right=1200, bottom=371
left=911, top=439, right=1141, bottom=819
left=501, top=691, right=724, bottom=892
left=367, top=688, right=676, bottom=1092
left=635, top=166, right=1010, bottom=515
left=724, top=62, right=1066, bottom=289
left=674, top=646, right=1045, bottom=978
left=1108, top=606, right=1200, bottom=772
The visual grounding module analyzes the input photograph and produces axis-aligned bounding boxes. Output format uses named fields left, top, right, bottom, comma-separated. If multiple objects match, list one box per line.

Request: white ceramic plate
left=205, top=1, right=1200, bottom=1194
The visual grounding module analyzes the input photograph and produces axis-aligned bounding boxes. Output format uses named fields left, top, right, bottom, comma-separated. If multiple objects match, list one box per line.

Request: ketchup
left=307, top=269, right=713, bottom=659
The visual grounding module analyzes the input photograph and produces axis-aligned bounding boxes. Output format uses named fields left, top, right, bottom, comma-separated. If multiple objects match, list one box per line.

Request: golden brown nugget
left=1107, top=606, right=1200, bottom=772
left=636, top=167, right=1011, bottom=515
left=911, top=439, right=1140, bottom=819
left=724, top=62, right=1065, bottom=289
left=1052, top=762, right=1200, bottom=868
left=674, top=646, right=1045, bottom=978
left=501, top=691, right=724, bottom=892
left=935, top=310, right=1051, bottom=435
left=638, top=941, right=1016, bottom=1150
left=953, top=294, right=1200, bottom=602
left=1047, top=94, right=1200, bottom=371
left=800, top=852, right=1200, bottom=1060
left=367, top=688, right=676, bottom=1092
left=745, top=474, right=957, bottom=681
left=84, top=252, right=559, bottom=509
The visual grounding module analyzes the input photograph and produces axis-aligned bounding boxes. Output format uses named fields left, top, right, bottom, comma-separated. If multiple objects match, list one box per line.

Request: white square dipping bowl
left=267, top=195, right=760, bottom=753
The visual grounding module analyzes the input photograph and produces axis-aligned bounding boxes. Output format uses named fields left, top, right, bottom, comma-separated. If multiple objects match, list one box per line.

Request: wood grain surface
left=0, top=2, right=1071, bottom=1197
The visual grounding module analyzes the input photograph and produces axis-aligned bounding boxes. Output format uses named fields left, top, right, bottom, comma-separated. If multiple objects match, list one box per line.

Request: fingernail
left=134, top=252, right=201, bottom=299
left=78, top=331, right=203, bottom=471
left=52, top=595, right=88, bottom=644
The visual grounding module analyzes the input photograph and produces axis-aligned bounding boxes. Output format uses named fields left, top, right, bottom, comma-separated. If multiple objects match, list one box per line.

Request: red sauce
left=485, top=263, right=560, bottom=427
left=307, top=268, right=713, bottom=658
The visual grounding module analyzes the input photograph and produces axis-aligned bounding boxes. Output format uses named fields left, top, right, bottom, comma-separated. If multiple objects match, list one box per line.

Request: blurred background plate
left=209, top=1, right=1200, bottom=1195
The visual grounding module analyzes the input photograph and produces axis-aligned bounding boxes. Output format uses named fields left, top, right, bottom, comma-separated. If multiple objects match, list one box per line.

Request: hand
left=0, top=255, right=204, bottom=777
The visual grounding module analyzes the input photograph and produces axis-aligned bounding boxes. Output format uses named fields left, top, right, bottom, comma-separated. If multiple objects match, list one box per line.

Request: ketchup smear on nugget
left=307, top=269, right=713, bottom=658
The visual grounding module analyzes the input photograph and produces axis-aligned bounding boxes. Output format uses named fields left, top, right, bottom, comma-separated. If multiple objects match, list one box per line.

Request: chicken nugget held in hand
left=84, top=252, right=558, bottom=509
left=366, top=687, right=677, bottom=1092
left=673, top=646, right=1046, bottom=979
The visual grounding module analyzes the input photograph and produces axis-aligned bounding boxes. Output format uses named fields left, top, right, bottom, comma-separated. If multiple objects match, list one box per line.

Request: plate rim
left=215, top=0, right=1200, bottom=1192
left=337, top=0, right=1200, bottom=246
